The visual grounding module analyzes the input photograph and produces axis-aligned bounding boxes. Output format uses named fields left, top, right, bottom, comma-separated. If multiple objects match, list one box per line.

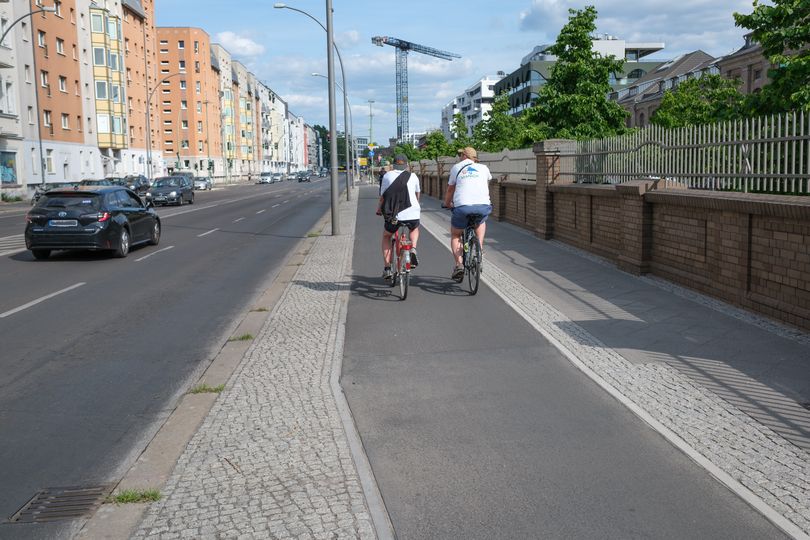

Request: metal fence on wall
left=556, top=111, right=810, bottom=195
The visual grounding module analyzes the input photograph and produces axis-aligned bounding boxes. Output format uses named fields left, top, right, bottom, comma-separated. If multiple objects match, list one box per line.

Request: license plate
left=49, top=219, right=77, bottom=227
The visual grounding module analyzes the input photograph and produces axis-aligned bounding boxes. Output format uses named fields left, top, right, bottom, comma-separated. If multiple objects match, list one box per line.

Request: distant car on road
left=257, top=172, right=274, bottom=184
left=146, top=176, right=194, bottom=206
left=25, top=186, right=161, bottom=259
left=79, top=178, right=115, bottom=187
left=30, top=182, right=77, bottom=205
left=193, top=177, right=213, bottom=190
left=125, top=175, right=152, bottom=195
left=297, top=171, right=312, bottom=182
left=272, top=172, right=283, bottom=183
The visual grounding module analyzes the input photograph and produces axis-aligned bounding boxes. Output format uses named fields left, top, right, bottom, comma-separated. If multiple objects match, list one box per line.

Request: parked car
left=146, top=176, right=194, bottom=206
left=125, top=174, right=152, bottom=195
left=30, top=182, right=76, bottom=205
left=193, top=177, right=213, bottom=190
left=79, top=178, right=115, bottom=187
left=257, top=172, right=274, bottom=184
left=25, top=186, right=161, bottom=259
left=271, top=172, right=283, bottom=183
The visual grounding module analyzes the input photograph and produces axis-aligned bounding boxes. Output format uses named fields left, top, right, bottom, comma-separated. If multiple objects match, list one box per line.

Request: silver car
left=193, top=177, right=212, bottom=190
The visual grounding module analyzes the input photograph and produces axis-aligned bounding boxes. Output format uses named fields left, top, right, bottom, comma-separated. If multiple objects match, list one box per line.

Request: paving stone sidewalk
left=133, top=192, right=376, bottom=539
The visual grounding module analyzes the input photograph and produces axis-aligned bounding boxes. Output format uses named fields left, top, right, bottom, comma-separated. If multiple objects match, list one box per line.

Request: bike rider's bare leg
left=450, top=227, right=464, bottom=266
left=382, top=231, right=393, bottom=266
left=409, top=227, right=419, bottom=249
left=474, top=222, right=486, bottom=254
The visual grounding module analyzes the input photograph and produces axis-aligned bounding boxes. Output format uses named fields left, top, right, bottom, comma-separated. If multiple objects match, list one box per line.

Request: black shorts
left=384, top=219, right=419, bottom=234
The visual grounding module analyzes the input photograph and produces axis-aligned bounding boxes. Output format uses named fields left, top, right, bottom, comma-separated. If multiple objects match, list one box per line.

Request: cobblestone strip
left=420, top=215, right=810, bottom=539
left=134, top=197, right=376, bottom=539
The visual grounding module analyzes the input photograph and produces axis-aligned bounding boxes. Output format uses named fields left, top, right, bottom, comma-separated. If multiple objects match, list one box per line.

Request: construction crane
left=372, top=36, right=461, bottom=142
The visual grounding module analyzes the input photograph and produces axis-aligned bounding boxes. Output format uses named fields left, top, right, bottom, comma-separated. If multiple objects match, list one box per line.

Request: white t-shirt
left=448, top=159, right=492, bottom=207
left=380, top=169, right=421, bottom=221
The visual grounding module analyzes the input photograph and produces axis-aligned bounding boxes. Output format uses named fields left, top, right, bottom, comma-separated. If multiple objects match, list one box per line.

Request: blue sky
left=156, top=0, right=757, bottom=144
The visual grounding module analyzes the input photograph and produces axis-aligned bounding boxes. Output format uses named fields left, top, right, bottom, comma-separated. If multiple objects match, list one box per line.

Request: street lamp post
left=274, top=2, right=352, bottom=203
left=312, top=73, right=353, bottom=198
left=3, top=5, right=57, bottom=187
left=145, top=73, right=181, bottom=179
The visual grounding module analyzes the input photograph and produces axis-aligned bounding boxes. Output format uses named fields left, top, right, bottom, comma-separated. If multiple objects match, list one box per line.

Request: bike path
left=342, top=185, right=785, bottom=539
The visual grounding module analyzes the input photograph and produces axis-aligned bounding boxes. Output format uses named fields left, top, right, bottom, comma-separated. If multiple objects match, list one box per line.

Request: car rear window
left=37, top=193, right=102, bottom=210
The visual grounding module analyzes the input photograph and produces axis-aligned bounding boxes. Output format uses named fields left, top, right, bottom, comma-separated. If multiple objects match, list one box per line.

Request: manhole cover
left=9, top=486, right=111, bottom=523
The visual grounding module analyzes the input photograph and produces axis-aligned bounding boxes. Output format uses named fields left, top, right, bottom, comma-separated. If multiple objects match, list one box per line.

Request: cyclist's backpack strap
left=453, top=163, right=472, bottom=183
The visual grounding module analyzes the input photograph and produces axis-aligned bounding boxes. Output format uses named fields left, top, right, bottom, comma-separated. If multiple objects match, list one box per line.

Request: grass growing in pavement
left=109, top=489, right=161, bottom=504
left=251, top=307, right=269, bottom=312
left=228, top=333, right=254, bottom=342
left=307, top=232, right=320, bottom=237
left=189, top=383, right=225, bottom=394
left=189, top=384, right=225, bottom=394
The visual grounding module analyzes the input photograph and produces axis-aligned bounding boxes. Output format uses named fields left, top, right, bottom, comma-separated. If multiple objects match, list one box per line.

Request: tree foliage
left=420, top=130, right=454, bottom=159
left=450, top=113, right=472, bottom=148
left=734, top=0, right=810, bottom=113
left=472, top=93, right=546, bottom=152
left=651, top=75, right=745, bottom=128
left=524, top=5, right=628, bottom=139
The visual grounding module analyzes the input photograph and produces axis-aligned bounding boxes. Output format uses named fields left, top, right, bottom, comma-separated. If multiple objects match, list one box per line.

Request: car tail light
left=97, top=212, right=111, bottom=222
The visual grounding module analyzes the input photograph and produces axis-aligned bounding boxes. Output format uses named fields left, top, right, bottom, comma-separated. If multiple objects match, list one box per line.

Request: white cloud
left=215, top=31, right=265, bottom=57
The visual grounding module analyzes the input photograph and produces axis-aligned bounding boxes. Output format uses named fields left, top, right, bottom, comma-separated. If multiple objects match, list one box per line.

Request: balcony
left=0, top=112, right=21, bottom=138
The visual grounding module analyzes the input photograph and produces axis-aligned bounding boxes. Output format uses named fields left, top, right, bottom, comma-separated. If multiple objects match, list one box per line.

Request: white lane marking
left=135, top=245, right=174, bottom=262
left=233, top=217, right=245, bottom=223
left=272, top=204, right=280, bottom=208
left=0, top=234, right=26, bottom=257
left=0, top=282, right=86, bottom=318
left=198, top=228, right=219, bottom=237
left=256, top=209, right=266, bottom=214
left=283, top=200, right=289, bottom=204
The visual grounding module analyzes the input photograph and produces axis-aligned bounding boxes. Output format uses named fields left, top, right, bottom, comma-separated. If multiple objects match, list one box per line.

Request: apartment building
left=155, top=27, right=221, bottom=177
left=121, top=0, right=161, bottom=176
left=495, top=36, right=666, bottom=117
left=441, top=76, right=498, bottom=140
left=0, top=1, right=25, bottom=188
left=267, top=92, right=288, bottom=173
left=287, top=110, right=303, bottom=172
left=717, top=33, right=771, bottom=95
left=232, top=61, right=257, bottom=179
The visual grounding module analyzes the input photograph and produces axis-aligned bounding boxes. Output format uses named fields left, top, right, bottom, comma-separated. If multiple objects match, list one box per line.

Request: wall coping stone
left=645, top=189, right=810, bottom=219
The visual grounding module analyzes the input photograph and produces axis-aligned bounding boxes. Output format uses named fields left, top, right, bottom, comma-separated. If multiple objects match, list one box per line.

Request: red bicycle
left=388, top=221, right=412, bottom=300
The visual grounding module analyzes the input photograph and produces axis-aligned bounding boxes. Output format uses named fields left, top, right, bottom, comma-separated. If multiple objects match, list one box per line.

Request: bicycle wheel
left=388, top=237, right=398, bottom=287
left=399, top=250, right=409, bottom=300
left=467, top=235, right=481, bottom=295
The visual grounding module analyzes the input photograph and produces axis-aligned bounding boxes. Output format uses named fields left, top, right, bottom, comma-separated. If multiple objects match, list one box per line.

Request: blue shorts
left=451, top=204, right=492, bottom=229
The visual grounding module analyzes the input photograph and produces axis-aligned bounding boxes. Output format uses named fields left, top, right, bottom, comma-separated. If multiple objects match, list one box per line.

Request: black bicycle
left=444, top=206, right=483, bottom=295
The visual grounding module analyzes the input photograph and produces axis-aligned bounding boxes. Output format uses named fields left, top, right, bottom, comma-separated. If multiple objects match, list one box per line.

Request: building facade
left=441, top=76, right=498, bottom=140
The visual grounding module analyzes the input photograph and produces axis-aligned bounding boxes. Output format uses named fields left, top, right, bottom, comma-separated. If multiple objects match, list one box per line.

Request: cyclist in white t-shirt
left=376, top=154, right=421, bottom=280
left=442, top=146, right=492, bottom=281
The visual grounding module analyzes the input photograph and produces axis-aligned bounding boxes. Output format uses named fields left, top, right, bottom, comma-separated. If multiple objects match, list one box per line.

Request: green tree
left=734, top=0, right=810, bottom=113
left=421, top=130, right=454, bottom=159
left=392, top=142, right=422, bottom=162
left=525, top=5, right=628, bottom=139
left=473, top=93, right=547, bottom=151
left=312, top=124, right=330, bottom=166
left=451, top=113, right=472, bottom=148
left=651, top=74, right=745, bottom=128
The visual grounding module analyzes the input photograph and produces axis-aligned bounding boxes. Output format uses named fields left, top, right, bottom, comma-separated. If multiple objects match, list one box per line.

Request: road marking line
left=272, top=204, right=280, bottom=208
left=283, top=200, right=289, bottom=204
left=233, top=217, right=245, bottom=223
left=135, top=245, right=174, bottom=262
left=256, top=209, right=266, bottom=214
left=0, top=282, right=86, bottom=318
left=198, top=228, right=219, bottom=237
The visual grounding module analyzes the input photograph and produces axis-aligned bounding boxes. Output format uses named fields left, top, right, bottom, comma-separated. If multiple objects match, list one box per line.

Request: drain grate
left=9, top=486, right=111, bottom=523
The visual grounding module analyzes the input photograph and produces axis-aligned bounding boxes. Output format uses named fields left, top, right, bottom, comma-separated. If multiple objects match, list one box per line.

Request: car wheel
left=114, top=228, right=130, bottom=258
left=176, top=196, right=183, bottom=206
left=189, top=193, right=194, bottom=204
left=149, top=220, right=161, bottom=246
left=31, top=249, right=50, bottom=260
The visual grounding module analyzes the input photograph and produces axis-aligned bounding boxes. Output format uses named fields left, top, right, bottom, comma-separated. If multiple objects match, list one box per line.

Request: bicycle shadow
left=348, top=273, right=469, bottom=300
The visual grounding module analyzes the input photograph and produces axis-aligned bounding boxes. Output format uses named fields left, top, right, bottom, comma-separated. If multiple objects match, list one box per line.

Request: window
left=194, top=41, right=199, bottom=53
left=180, top=100, right=187, bottom=109
left=179, top=80, right=187, bottom=90
left=90, top=13, right=104, bottom=33
left=61, top=113, right=69, bottom=129
left=160, top=60, right=169, bottom=66
left=43, top=110, right=52, bottom=126
left=56, top=38, right=64, bottom=55
left=181, top=120, right=188, bottom=129
left=54, top=1, right=62, bottom=17
left=40, top=70, right=49, bottom=88
left=111, top=85, right=120, bottom=103
left=160, top=48, right=168, bottom=54
left=164, top=128, right=173, bottom=135
left=194, top=61, right=200, bottom=73
left=97, top=114, right=110, bottom=133
left=198, top=141, right=203, bottom=152
left=109, top=52, right=118, bottom=71
left=112, top=116, right=122, bottom=134
left=24, top=65, right=31, bottom=83
left=37, top=31, right=46, bottom=48
left=196, top=101, right=202, bottom=113
left=178, top=40, right=184, bottom=49
left=95, top=80, right=107, bottom=99
left=27, top=106, right=33, bottom=124
left=58, top=76, right=67, bottom=92
left=45, top=149, right=54, bottom=173
left=159, top=40, right=168, bottom=45
left=0, top=151, right=18, bottom=184
left=0, top=81, right=15, bottom=114
left=195, top=81, right=200, bottom=94
left=179, top=60, right=186, bottom=72
left=197, top=121, right=203, bottom=132
left=93, top=47, right=105, bottom=65
left=181, top=140, right=189, bottom=149
left=107, top=19, right=118, bottom=39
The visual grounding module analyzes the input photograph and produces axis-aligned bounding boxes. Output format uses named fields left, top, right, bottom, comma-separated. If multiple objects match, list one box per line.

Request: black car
left=125, top=174, right=151, bottom=195
left=145, top=176, right=194, bottom=206
left=25, top=186, right=161, bottom=259
left=297, top=171, right=311, bottom=182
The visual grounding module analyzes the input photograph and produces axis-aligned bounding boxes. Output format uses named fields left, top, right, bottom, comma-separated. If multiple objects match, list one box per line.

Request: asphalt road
left=342, top=185, right=785, bottom=539
left=0, top=180, right=331, bottom=539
